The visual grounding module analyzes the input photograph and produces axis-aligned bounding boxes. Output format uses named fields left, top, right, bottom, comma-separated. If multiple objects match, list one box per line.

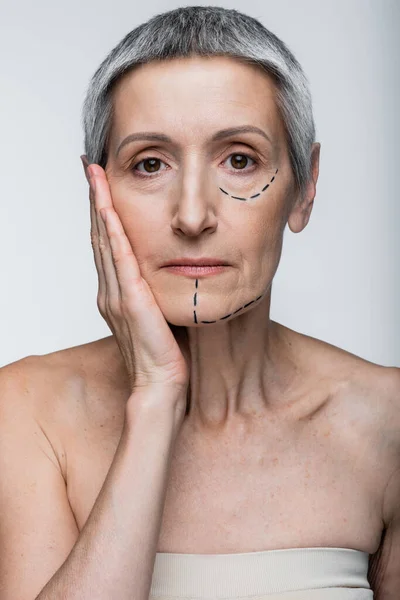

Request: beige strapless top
left=149, top=547, right=373, bottom=599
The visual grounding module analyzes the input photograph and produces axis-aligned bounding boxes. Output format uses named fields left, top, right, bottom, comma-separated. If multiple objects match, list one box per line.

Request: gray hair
left=81, top=5, right=316, bottom=201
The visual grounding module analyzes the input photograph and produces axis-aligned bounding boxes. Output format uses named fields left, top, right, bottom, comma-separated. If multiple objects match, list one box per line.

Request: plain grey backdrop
left=1, top=0, right=399, bottom=368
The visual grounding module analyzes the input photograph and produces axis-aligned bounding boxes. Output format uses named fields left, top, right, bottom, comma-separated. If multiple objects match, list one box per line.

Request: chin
left=165, top=309, right=233, bottom=327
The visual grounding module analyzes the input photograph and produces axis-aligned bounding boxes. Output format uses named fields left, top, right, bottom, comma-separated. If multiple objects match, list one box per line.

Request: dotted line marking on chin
left=191, top=168, right=277, bottom=324
left=219, top=168, right=278, bottom=201
left=193, top=279, right=267, bottom=325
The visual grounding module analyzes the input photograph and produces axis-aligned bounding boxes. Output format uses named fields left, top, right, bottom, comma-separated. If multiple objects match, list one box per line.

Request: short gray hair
left=81, top=5, right=316, bottom=200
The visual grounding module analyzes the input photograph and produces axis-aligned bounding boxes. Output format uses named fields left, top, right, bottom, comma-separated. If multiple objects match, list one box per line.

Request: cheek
left=109, top=178, right=167, bottom=235
left=233, top=198, right=284, bottom=256
left=115, top=203, right=169, bottom=276
left=121, top=213, right=157, bottom=256
left=225, top=165, right=288, bottom=247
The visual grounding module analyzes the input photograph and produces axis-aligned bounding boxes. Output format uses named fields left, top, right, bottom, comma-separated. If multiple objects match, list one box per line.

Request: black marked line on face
left=190, top=168, right=276, bottom=324
left=192, top=279, right=267, bottom=324
left=219, top=168, right=278, bottom=202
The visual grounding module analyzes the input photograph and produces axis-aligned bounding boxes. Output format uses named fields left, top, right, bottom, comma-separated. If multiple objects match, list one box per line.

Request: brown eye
left=131, top=156, right=168, bottom=178
left=130, top=152, right=258, bottom=179
left=230, top=154, right=249, bottom=169
left=141, top=158, right=162, bottom=173
left=226, top=153, right=257, bottom=173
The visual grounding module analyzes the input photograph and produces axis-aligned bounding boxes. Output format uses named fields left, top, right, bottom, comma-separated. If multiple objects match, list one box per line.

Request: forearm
left=36, top=391, right=180, bottom=600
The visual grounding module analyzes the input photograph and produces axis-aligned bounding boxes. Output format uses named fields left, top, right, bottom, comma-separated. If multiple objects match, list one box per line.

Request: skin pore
left=103, top=55, right=321, bottom=437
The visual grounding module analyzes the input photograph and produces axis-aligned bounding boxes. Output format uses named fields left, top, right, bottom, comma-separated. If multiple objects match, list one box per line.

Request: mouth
left=162, top=265, right=229, bottom=277
left=162, top=258, right=230, bottom=267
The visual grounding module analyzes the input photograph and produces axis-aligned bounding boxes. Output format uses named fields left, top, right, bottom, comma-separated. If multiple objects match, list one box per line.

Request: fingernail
left=80, top=155, right=91, bottom=181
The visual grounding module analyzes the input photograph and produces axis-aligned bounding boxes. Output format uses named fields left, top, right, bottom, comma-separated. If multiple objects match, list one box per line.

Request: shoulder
left=361, top=367, right=400, bottom=596
left=0, top=335, right=126, bottom=407
left=288, top=322, right=400, bottom=442
left=370, top=365, right=400, bottom=527
left=289, top=321, right=399, bottom=392
left=0, top=336, right=127, bottom=478
left=325, top=337, right=400, bottom=443
left=291, top=331, right=400, bottom=596
left=310, top=337, right=400, bottom=526
left=281, top=320, right=400, bottom=401
left=0, top=351, right=82, bottom=481
left=0, top=343, right=88, bottom=419
left=0, top=353, right=73, bottom=416
left=326, top=350, right=400, bottom=528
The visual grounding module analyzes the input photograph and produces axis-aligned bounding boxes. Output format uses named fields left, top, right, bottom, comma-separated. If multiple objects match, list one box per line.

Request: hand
left=81, top=155, right=190, bottom=418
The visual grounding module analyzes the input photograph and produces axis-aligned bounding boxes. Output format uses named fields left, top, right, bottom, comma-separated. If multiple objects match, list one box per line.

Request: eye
left=131, top=157, right=168, bottom=177
left=223, top=153, right=257, bottom=175
left=130, top=152, right=259, bottom=179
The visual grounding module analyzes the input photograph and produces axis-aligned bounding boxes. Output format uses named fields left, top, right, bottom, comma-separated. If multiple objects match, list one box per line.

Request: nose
left=170, top=162, right=219, bottom=237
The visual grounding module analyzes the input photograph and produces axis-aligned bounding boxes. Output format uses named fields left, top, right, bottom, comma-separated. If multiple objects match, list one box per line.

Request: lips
left=163, top=258, right=229, bottom=267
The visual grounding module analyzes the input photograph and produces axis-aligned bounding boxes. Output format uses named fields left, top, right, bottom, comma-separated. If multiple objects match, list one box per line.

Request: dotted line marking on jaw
left=191, top=168, right=278, bottom=324
left=193, top=280, right=268, bottom=324
left=219, top=168, right=279, bottom=201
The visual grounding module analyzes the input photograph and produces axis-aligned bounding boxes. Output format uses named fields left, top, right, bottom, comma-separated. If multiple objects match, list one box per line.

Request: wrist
left=125, top=385, right=187, bottom=427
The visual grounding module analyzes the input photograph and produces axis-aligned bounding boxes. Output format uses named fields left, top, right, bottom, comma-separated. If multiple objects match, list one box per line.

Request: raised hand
left=81, top=155, right=190, bottom=420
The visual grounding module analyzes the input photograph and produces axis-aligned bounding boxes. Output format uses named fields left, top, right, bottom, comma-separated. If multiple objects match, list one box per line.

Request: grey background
left=1, top=0, right=399, bottom=368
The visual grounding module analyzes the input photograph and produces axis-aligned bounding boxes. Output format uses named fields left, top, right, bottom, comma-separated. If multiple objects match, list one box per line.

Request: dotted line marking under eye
left=192, top=168, right=278, bottom=324
left=219, top=168, right=279, bottom=201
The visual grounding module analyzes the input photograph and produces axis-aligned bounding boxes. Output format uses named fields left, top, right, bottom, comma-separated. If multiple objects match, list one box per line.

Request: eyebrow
left=115, top=125, right=272, bottom=158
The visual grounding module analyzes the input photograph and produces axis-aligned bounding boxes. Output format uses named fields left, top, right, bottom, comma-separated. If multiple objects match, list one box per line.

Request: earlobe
left=287, top=143, right=320, bottom=234
left=287, top=195, right=315, bottom=234
left=287, top=209, right=306, bottom=234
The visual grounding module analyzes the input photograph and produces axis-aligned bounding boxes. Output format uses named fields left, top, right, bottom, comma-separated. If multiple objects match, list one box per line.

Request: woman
left=0, top=5, right=399, bottom=599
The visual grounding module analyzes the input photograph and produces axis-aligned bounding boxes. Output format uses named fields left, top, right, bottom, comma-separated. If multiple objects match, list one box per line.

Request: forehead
left=110, top=56, right=283, bottom=147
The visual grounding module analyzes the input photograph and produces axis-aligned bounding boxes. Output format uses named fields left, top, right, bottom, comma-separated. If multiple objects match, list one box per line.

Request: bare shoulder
left=353, top=366, right=400, bottom=599
left=281, top=320, right=400, bottom=451
left=0, top=336, right=130, bottom=479
left=0, top=340, right=126, bottom=597
left=277, top=324, right=400, bottom=599
left=284, top=320, right=400, bottom=396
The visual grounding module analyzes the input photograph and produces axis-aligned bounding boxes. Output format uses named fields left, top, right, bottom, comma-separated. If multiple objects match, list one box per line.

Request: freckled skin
left=105, top=54, right=321, bottom=428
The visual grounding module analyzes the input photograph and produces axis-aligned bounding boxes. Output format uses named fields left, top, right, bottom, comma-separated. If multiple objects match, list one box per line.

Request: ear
left=287, top=142, right=321, bottom=234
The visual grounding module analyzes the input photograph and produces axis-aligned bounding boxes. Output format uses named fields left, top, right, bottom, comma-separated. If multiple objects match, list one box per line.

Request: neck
left=183, top=290, right=301, bottom=435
